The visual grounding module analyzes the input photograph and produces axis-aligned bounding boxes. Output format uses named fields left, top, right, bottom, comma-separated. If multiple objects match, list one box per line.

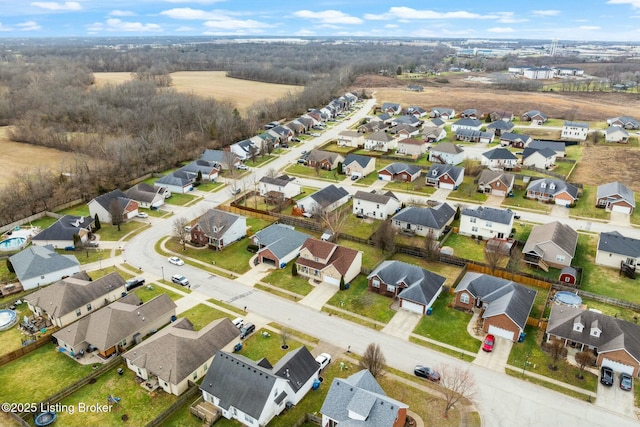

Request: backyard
left=285, top=164, right=344, bottom=182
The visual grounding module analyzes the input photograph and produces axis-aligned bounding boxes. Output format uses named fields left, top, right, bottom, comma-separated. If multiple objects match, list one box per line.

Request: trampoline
left=34, top=411, right=57, bottom=426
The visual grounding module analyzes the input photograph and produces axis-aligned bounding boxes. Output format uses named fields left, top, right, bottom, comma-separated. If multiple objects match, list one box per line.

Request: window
left=485, top=222, right=492, bottom=228
left=395, top=220, right=401, bottom=226
left=387, top=285, right=396, bottom=293
left=460, top=293, right=470, bottom=304
left=372, top=279, right=380, bottom=288
left=193, top=372, right=198, bottom=380
left=470, top=217, right=476, bottom=223
left=314, top=257, right=319, bottom=262
left=376, top=204, right=380, bottom=209
left=556, top=255, right=565, bottom=262
left=76, top=309, right=81, bottom=317
left=86, top=303, right=92, bottom=311
left=471, top=226, right=478, bottom=232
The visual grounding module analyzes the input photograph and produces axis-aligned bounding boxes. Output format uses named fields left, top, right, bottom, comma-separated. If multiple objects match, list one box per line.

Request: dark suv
left=125, top=277, right=145, bottom=291
left=240, top=322, right=255, bottom=339
left=600, top=366, right=614, bottom=386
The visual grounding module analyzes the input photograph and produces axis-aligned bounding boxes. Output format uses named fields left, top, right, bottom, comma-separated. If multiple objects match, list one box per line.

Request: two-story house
left=352, top=190, right=400, bottom=219
left=425, top=164, right=464, bottom=190
left=296, top=185, right=350, bottom=216
left=561, top=121, right=589, bottom=141
left=481, top=148, right=518, bottom=171
left=450, top=118, right=483, bottom=133
left=295, top=238, right=362, bottom=286
left=364, top=131, right=396, bottom=152
left=258, top=175, right=301, bottom=199
left=391, top=203, right=455, bottom=238
left=429, top=142, right=465, bottom=165
left=191, top=209, right=247, bottom=250
left=459, top=206, right=514, bottom=240
left=596, top=231, right=640, bottom=269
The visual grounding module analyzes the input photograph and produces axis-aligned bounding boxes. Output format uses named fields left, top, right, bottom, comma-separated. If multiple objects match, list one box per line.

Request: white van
left=232, top=317, right=244, bottom=329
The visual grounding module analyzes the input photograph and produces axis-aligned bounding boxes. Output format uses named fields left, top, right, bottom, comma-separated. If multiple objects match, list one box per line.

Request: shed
left=559, top=267, right=577, bottom=285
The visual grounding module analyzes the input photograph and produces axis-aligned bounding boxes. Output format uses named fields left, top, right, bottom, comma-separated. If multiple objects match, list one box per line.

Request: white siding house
left=459, top=206, right=514, bottom=240
left=352, top=191, right=400, bottom=219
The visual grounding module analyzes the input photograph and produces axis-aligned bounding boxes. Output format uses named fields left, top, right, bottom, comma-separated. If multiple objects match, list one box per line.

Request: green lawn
left=95, top=221, right=147, bottom=241
left=341, top=214, right=381, bottom=240
left=0, top=343, right=95, bottom=403
left=55, top=362, right=178, bottom=427
left=56, top=204, right=90, bottom=217
left=552, top=161, right=575, bottom=179
left=449, top=178, right=487, bottom=203
left=502, top=189, right=552, bottom=213
left=179, top=304, right=234, bottom=330
left=325, top=275, right=396, bottom=324
left=390, top=253, right=463, bottom=288
left=133, top=285, right=182, bottom=303
left=262, top=268, right=314, bottom=296
left=413, top=293, right=480, bottom=353
left=165, top=193, right=199, bottom=206
left=285, top=164, right=343, bottom=182
left=89, top=266, right=130, bottom=281
left=246, top=217, right=275, bottom=236
left=0, top=302, right=35, bottom=356
left=632, top=204, right=640, bottom=226
left=336, top=238, right=387, bottom=269
left=508, top=327, right=598, bottom=393
left=355, top=172, right=381, bottom=186
left=383, top=180, right=436, bottom=196
left=246, top=154, right=278, bottom=167
left=57, top=247, right=108, bottom=264
left=28, top=215, right=59, bottom=229
left=442, top=233, right=488, bottom=263
left=236, top=328, right=302, bottom=362
left=581, top=297, right=640, bottom=324
left=569, top=185, right=609, bottom=220
left=319, top=142, right=355, bottom=154
left=195, top=181, right=224, bottom=192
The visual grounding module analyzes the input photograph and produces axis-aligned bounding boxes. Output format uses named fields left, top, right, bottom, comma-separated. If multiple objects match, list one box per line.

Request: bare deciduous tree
left=280, top=327, right=290, bottom=349
left=424, top=229, right=439, bottom=261
left=319, top=207, right=349, bottom=242
left=484, top=241, right=508, bottom=273
left=507, top=246, right=523, bottom=272
left=109, top=199, right=124, bottom=231
left=372, top=219, right=397, bottom=255
left=173, top=217, right=190, bottom=251
left=437, top=364, right=477, bottom=418
left=266, top=168, right=278, bottom=178
left=546, top=338, right=567, bottom=370
left=359, top=343, right=386, bottom=378
left=575, top=350, right=596, bottom=380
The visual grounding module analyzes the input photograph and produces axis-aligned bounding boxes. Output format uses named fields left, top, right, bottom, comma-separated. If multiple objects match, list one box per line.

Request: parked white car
left=168, top=256, right=184, bottom=266
left=136, top=212, right=148, bottom=218
left=316, top=353, right=332, bottom=371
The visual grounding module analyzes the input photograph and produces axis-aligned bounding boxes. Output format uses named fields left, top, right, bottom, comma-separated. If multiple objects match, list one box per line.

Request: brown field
left=571, top=145, right=640, bottom=192
left=93, top=71, right=303, bottom=113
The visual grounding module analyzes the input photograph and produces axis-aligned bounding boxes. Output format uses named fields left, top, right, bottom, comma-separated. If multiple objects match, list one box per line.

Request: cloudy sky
left=1, top=0, right=640, bottom=41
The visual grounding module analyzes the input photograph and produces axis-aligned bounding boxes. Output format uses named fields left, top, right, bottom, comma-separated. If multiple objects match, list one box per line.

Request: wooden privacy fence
left=145, top=384, right=200, bottom=427
left=0, top=334, right=53, bottom=368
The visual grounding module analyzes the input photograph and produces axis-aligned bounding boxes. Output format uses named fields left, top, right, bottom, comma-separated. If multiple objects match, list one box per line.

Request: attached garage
left=324, top=276, right=340, bottom=286
left=491, top=189, right=506, bottom=197
left=378, top=173, right=392, bottom=181
left=611, top=204, right=632, bottom=214
left=439, top=182, right=455, bottom=190
left=400, top=299, right=424, bottom=315
left=601, top=358, right=635, bottom=375
left=488, top=325, right=515, bottom=341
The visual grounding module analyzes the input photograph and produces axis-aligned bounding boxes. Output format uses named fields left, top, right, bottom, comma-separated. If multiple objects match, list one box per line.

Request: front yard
left=324, top=275, right=396, bottom=324
left=285, top=164, right=343, bottom=182
left=383, top=180, right=437, bottom=196
left=501, top=189, right=552, bottom=213
left=569, top=185, right=609, bottom=220
left=179, top=303, right=235, bottom=329
left=164, top=192, right=199, bottom=206
left=95, top=221, right=147, bottom=241
left=448, top=177, right=488, bottom=203
left=262, top=268, right=314, bottom=296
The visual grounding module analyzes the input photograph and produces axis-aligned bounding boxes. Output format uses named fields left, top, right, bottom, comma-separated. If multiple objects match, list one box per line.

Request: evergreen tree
left=94, top=214, right=101, bottom=230
left=291, top=263, right=298, bottom=277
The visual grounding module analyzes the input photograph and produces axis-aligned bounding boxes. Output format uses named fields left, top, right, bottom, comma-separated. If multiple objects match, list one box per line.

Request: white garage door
left=555, top=199, right=569, bottom=206
left=602, top=358, right=635, bottom=375
left=612, top=204, right=631, bottom=214
left=324, top=276, right=340, bottom=286
left=378, top=174, right=392, bottom=181
left=439, top=183, right=454, bottom=190
left=401, top=299, right=424, bottom=314
left=488, top=325, right=515, bottom=341
left=492, top=190, right=506, bottom=197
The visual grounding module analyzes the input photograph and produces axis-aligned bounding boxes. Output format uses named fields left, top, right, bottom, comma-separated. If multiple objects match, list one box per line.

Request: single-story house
left=430, top=108, right=455, bottom=120
left=476, top=170, right=515, bottom=197
left=500, top=132, right=532, bottom=148
left=179, top=159, right=219, bottom=182
left=258, top=175, right=301, bottom=199
left=200, top=149, right=239, bottom=170
left=454, top=272, right=537, bottom=341
left=428, top=142, right=465, bottom=165
left=486, top=120, right=514, bottom=136
left=251, top=224, right=310, bottom=268
left=391, top=203, right=455, bottom=238
left=305, top=150, right=344, bottom=170
left=451, top=118, right=483, bottom=132
left=523, top=221, right=578, bottom=269
left=455, top=129, right=494, bottom=143
left=155, top=171, right=194, bottom=195
left=123, top=317, right=240, bottom=396
left=200, top=347, right=319, bottom=427
left=390, top=124, right=420, bottom=139
left=406, top=105, right=427, bottom=117
left=607, top=116, right=640, bottom=130
left=561, top=121, right=589, bottom=141
left=461, top=108, right=481, bottom=119
left=321, top=369, right=408, bottom=427
left=25, top=271, right=125, bottom=328
left=423, top=118, right=445, bottom=128
left=525, top=178, right=579, bottom=205
left=546, top=305, right=640, bottom=376
left=368, top=260, right=446, bottom=315
left=53, top=293, right=176, bottom=360
left=521, top=110, right=547, bottom=125
left=421, top=126, right=446, bottom=143
left=381, top=102, right=402, bottom=115
left=378, top=163, right=423, bottom=182
left=230, top=139, right=260, bottom=161
left=595, top=182, right=635, bottom=214
left=9, top=245, right=80, bottom=291
left=191, top=209, right=247, bottom=250
left=397, top=138, right=429, bottom=157
left=595, top=231, right=640, bottom=269
left=88, top=189, right=139, bottom=224
left=522, top=147, right=557, bottom=170
left=296, top=185, right=350, bottom=216
left=342, top=153, right=376, bottom=178
left=352, top=190, right=400, bottom=220
left=459, top=206, right=514, bottom=240
left=296, top=238, right=362, bottom=286
left=364, top=131, right=396, bottom=152
left=337, top=130, right=364, bottom=147
left=125, top=183, right=165, bottom=210
left=605, top=126, right=630, bottom=143
left=526, top=140, right=566, bottom=158
left=489, top=111, right=515, bottom=122
left=425, top=164, right=464, bottom=189
left=30, top=215, right=94, bottom=248
left=481, top=148, right=518, bottom=170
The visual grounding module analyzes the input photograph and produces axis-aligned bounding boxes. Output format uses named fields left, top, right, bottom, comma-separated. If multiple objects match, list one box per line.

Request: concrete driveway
left=473, top=336, right=513, bottom=372
left=381, top=309, right=421, bottom=340
left=610, top=211, right=631, bottom=227
left=551, top=204, right=570, bottom=218
left=298, top=282, right=339, bottom=310
left=484, top=195, right=504, bottom=208
left=595, top=374, right=636, bottom=418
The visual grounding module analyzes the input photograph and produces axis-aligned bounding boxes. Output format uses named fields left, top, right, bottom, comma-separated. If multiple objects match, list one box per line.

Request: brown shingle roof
left=298, top=238, right=360, bottom=276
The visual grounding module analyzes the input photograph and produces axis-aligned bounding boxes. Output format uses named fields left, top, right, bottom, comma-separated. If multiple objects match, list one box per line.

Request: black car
left=281, top=143, right=289, bottom=148
left=125, top=277, right=145, bottom=291
left=414, top=365, right=441, bottom=383
left=620, top=372, right=633, bottom=391
left=240, top=322, right=255, bottom=339
left=600, top=366, right=614, bottom=386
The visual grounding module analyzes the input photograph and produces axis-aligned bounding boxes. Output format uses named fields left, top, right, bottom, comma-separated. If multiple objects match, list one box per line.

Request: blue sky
left=1, top=1, right=640, bottom=41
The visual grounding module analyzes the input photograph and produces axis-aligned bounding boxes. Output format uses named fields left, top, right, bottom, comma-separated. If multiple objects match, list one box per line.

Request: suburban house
left=430, top=108, right=455, bottom=120
left=406, top=105, right=427, bottom=117
left=352, top=190, right=400, bottom=219
left=200, top=347, right=319, bottom=427
left=191, top=209, right=247, bottom=250
left=523, top=221, right=578, bottom=269
left=30, top=215, right=94, bottom=248
left=321, top=369, right=408, bottom=427
left=425, top=164, right=464, bottom=189
left=381, top=102, right=402, bottom=115
left=421, top=126, right=446, bottom=143
left=230, top=139, right=260, bottom=161
left=595, top=231, right=640, bottom=269
left=459, top=206, right=514, bottom=240
left=53, top=293, right=177, bottom=360
left=455, top=129, right=494, bottom=143
left=378, top=163, right=423, bottom=182
left=296, top=185, right=350, bottom=216
left=461, top=108, right=480, bottom=119
left=429, top=142, right=465, bottom=165
left=521, top=110, right=548, bottom=125
left=546, top=305, right=640, bottom=376
left=605, top=126, right=630, bottom=143
left=337, top=130, right=364, bottom=147
left=389, top=124, right=420, bottom=139
left=305, top=150, right=344, bottom=170
left=607, top=116, right=640, bottom=130
left=561, top=121, right=589, bottom=141
left=200, top=149, right=239, bottom=170
left=342, top=153, right=376, bottom=178
left=9, top=245, right=80, bottom=290
left=155, top=171, right=194, bottom=195
left=295, top=238, right=362, bottom=286
left=481, top=148, right=518, bottom=170
left=357, top=120, right=387, bottom=134
left=125, top=183, right=165, bottom=210
left=123, top=317, right=240, bottom=396
left=525, top=178, right=579, bottom=205
left=251, top=224, right=310, bottom=268
left=526, top=140, right=566, bottom=158
left=595, top=182, right=635, bottom=214
left=88, top=189, right=139, bottom=224
left=364, top=131, right=396, bottom=152
left=397, top=138, right=429, bottom=157
left=486, top=120, right=515, bottom=136
left=451, top=118, right=483, bottom=132
left=454, top=272, right=537, bottom=341
left=423, top=117, right=446, bottom=128
left=258, top=175, right=301, bottom=199
left=476, top=170, right=515, bottom=197
left=500, top=132, right=532, bottom=148
left=25, top=271, right=125, bottom=328
left=367, top=260, right=446, bottom=315
left=391, top=115, right=421, bottom=128
left=522, top=147, right=557, bottom=170
left=489, top=111, right=515, bottom=122
left=391, top=203, right=455, bottom=238
left=179, top=159, right=220, bottom=182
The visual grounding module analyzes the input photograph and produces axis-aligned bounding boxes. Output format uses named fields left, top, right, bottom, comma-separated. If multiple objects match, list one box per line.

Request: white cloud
left=607, top=0, right=640, bottom=7
left=295, top=29, right=316, bottom=36
left=17, top=20, right=41, bottom=31
left=109, top=10, right=136, bottom=17
left=487, top=27, right=514, bottom=33
left=30, top=1, right=82, bottom=11
left=164, top=0, right=226, bottom=3
left=531, top=10, right=560, bottom=16
left=160, top=8, right=220, bottom=20
left=495, top=12, right=528, bottom=23
left=385, top=24, right=398, bottom=29
left=579, top=25, right=601, bottom=30
left=203, top=18, right=271, bottom=30
left=86, top=18, right=162, bottom=33
left=292, top=10, right=363, bottom=25
left=0, top=23, right=12, bottom=32
left=365, top=7, right=499, bottom=20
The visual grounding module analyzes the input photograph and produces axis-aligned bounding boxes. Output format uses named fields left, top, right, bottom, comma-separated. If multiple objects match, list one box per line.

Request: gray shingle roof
left=306, top=150, right=343, bottom=164
left=564, top=121, right=589, bottom=128
left=155, top=172, right=192, bottom=187
left=598, top=231, right=640, bottom=258
left=353, top=190, right=398, bottom=205
left=596, top=182, right=635, bottom=208
left=528, top=140, right=566, bottom=153
left=344, top=153, right=373, bottom=169
left=526, top=178, right=579, bottom=199
left=487, top=121, right=515, bottom=131
left=426, top=164, right=464, bottom=182
left=259, top=175, right=295, bottom=188
left=522, top=147, right=556, bottom=160
left=367, top=130, right=394, bottom=142
left=253, top=224, right=310, bottom=260
left=369, top=260, right=445, bottom=306
left=477, top=170, right=514, bottom=188
left=125, top=183, right=162, bottom=204
left=455, top=272, right=537, bottom=330
left=195, top=209, right=245, bottom=239
left=609, top=116, right=640, bottom=128
left=32, top=215, right=93, bottom=242
left=483, top=148, right=518, bottom=160
left=522, top=110, right=547, bottom=120
left=432, top=142, right=463, bottom=155
left=380, top=162, right=423, bottom=176
left=431, top=108, right=454, bottom=116
left=461, top=206, right=514, bottom=225
left=453, top=118, right=482, bottom=127
left=500, top=132, right=531, bottom=143
left=522, top=221, right=578, bottom=259
left=456, top=129, right=493, bottom=139
left=392, top=203, right=455, bottom=230
left=10, top=245, right=80, bottom=283
left=92, top=189, right=132, bottom=212
left=309, top=185, right=349, bottom=208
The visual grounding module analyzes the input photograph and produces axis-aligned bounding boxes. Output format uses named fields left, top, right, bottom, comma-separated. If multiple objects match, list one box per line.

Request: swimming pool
left=0, top=309, right=17, bottom=331
left=0, top=237, right=26, bottom=251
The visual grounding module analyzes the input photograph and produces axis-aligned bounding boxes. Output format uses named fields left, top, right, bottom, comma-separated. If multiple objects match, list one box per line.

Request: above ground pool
left=0, top=309, right=17, bottom=331
left=555, top=291, right=582, bottom=308
left=0, top=237, right=26, bottom=251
